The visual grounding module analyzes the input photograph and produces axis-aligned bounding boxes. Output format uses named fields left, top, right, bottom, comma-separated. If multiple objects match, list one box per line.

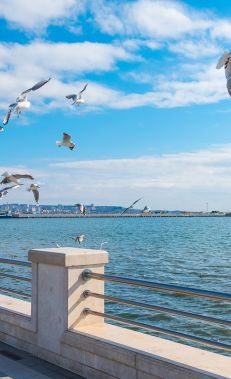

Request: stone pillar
left=28, top=247, right=108, bottom=354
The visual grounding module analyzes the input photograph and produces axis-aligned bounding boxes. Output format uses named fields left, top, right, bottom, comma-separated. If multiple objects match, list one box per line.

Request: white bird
left=27, top=183, right=40, bottom=203
left=56, top=133, right=75, bottom=150
left=72, top=234, right=85, bottom=244
left=1, top=172, right=34, bottom=185
left=100, top=241, right=108, bottom=250
left=75, top=203, right=86, bottom=215
left=55, top=243, right=62, bottom=248
left=142, top=205, right=150, bottom=213
left=216, top=52, right=231, bottom=96
left=3, top=78, right=51, bottom=126
left=121, top=198, right=143, bottom=215
left=0, top=185, right=20, bottom=199
left=66, top=83, right=88, bottom=106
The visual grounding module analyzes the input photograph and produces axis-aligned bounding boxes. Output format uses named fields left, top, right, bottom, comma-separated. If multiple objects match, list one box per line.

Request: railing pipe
left=0, top=258, right=31, bottom=267
left=84, top=308, right=231, bottom=352
left=0, top=273, right=31, bottom=282
left=84, top=291, right=231, bottom=327
left=0, top=286, right=31, bottom=299
left=83, top=270, right=231, bottom=302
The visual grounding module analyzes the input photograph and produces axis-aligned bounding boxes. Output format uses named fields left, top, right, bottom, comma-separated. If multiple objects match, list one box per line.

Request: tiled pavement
left=0, top=341, right=85, bottom=379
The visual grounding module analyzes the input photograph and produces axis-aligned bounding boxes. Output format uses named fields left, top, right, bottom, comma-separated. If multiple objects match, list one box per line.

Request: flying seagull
left=75, top=203, right=86, bottom=215
left=66, top=83, right=88, bottom=106
left=142, top=205, right=150, bottom=213
left=216, top=52, right=231, bottom=96
left=27, top=183, right=40, bottom=203
left=0, top=185, right=20, bottom=199
left=1, top=172, right=34, bottom=185
left=3, top=78, right=51, bottom=126
left=121, top=198, right=143, bottom=215
left=72, top=234, right=85, bottom=244
left=56, top=133, right=75, bottom=150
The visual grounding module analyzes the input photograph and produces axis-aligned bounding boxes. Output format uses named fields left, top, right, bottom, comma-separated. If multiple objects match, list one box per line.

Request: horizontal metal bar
left=0, top=286, right=31, bottom=299
left=84, top=291, right=231, bottom=327
left=84, top=309, right=231, bottom=352
left=0, top=258, right=31, bottom=267
left=0, top=273, right=31, bottom=282
left=83, top=270, right=231, bottom=302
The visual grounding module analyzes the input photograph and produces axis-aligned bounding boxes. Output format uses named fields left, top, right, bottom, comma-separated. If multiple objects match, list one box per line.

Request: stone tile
left=0, top=342, right=86, bottom=379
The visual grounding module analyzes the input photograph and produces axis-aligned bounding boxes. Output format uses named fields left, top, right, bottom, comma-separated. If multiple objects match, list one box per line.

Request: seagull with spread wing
left=142, top=205, right=150, bottom=213
left=27, top=183, right=40, bottom=203
left=75, top=203, right=86, bottom=215
left=1, top=172, right=34, bottom=185
left=66, top=83, right=88, bottom=106
left=72, top=234, right=85, bottom=244
left=3, top=78, right=51, bottom=126
left=56, top=133, right=75, bottom=150
left=0, top=185, right=20, bottom=199
left=216, top=52, right=231, bottom=96
left=121, top=198, right=143, bottom=215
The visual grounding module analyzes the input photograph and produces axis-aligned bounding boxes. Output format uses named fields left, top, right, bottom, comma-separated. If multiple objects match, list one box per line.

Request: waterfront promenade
left=0, top=246, right=230, bottom=379
left=0, top=341, right=84, bottom=379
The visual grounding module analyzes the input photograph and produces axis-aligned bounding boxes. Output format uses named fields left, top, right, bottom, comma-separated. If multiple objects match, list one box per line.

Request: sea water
left=0, top=217, right=231, bottom=353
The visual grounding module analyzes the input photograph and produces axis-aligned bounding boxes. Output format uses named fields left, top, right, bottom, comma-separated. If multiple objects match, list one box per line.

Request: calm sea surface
left=0, top=217, right=231, bottom=354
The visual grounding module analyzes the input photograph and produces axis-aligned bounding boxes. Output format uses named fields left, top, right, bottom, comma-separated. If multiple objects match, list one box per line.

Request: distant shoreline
left=3, top=213, right=230, bottom=219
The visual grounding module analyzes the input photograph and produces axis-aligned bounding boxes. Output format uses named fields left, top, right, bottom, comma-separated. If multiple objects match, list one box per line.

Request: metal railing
left=0, top=257, right=32, bottom=299
left=82, top=269, right=231, bottom=352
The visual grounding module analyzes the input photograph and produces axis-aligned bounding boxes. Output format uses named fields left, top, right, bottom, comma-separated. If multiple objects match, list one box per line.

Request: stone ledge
left=66, top=323, right=231, bottom=379
left=0, top=294, right=33, bottom=331
left=28, top=247, right=108, bottom=267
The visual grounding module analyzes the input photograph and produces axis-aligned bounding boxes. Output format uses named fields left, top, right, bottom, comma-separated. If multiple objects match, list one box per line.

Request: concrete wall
left=0, top=247, right=230, bottom=379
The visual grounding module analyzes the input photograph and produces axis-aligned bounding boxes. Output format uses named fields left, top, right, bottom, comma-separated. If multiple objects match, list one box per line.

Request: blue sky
left=1, top=0, right=231, bottom=210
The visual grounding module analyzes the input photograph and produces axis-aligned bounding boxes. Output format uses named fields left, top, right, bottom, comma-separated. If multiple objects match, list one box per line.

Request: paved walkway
left=0, top=341, right=85, bottom=379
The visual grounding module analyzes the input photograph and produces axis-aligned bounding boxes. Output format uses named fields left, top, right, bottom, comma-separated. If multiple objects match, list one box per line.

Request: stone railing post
left=28, top=247, right=108, bottom=354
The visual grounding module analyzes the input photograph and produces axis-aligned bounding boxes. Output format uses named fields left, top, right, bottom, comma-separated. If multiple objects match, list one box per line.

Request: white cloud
left=211, top=20, right=231, bottom=41
left=168, top=40, right=219, bottom=58
left=0, top=41, right=133, bottom=112
left=0, top=0, right=86, bottom=31
left=3, top=144, right=231, bottom=210
left=0, top=41, right=133, bottom=79
left=92, top=0, right=212, bottom=39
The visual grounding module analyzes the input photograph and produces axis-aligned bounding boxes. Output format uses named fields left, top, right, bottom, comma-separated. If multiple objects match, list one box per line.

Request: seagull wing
left=121, top=198, right=143, bottom=215
left=66, top=94, right=77, bottom=101
left=216, top=52, right=231, bottom=69
left=79, top=83, right=88, bottom=95
left=13, top=174, right=34, bottom=180
left=132, top=197, right=143, bottom=206
left=121, top=205, right=132, bottom=215
left=32, top=188, right=39, bottom=203
left=63, top=133, right=71, bottom=143
left=3, top=103, right=17, bottom=125
left=21, top=78, right=51, bottom=95
left=0, top=185, right=20, bottom=193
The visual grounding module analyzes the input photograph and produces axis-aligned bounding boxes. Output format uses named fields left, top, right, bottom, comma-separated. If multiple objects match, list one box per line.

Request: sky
left=1, top=0, right=231, bottom=210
